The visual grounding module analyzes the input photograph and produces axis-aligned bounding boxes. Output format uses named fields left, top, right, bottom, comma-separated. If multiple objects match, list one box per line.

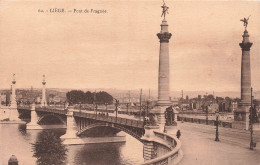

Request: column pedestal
left=233, top=106, right=250, bottom=130
left=150, top=106, right=169, bottom=132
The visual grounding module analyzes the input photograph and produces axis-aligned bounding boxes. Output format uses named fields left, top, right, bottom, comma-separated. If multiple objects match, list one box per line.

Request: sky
left=0, top=0, right=260, bottom=93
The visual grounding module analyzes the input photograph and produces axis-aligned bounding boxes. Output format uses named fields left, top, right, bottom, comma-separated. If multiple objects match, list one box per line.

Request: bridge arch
left=37, top=114, right=66, bottom=125
left=77, top=122, right=144, bottom=142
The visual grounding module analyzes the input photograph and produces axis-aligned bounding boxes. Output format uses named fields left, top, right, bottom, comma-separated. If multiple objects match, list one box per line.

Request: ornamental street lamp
left=215, top=110, right=220, bottom=141
left=206, top=106, right=209, bottom=125
left=126, top=103, right=129, bottom=115
left=146, top=100, right=150, bottom=118
left=114, top=99, right=119, bottom=119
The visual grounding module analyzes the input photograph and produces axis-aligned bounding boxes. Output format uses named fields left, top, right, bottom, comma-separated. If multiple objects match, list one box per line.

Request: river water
left=0, top=124, right=143, bottom=165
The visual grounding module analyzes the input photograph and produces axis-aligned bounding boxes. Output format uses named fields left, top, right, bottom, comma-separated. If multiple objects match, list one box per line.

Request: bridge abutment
left=141, top=125, right=160, bottom=161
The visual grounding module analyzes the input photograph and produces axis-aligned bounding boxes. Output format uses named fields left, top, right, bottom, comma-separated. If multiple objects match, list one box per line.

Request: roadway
left=45, top=106, right=144, bottom=122
left=178, top=122, right=260, bottom=165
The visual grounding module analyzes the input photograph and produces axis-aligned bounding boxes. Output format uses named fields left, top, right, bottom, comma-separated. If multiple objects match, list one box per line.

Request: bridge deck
left=18, top=106, right=144, bottom=128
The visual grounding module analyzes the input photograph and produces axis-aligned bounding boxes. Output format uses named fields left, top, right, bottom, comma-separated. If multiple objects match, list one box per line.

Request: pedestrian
left=176, top=130, right=181, bottom=139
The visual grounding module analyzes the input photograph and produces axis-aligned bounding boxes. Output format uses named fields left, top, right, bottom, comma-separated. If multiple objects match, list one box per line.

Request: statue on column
left=161, top=0, right=169, bottom=19
left=240, top=15, right=251, bottom=29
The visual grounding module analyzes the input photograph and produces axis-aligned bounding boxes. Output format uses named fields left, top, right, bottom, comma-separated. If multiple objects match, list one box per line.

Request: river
left=0, top=124, right=143, bottom=165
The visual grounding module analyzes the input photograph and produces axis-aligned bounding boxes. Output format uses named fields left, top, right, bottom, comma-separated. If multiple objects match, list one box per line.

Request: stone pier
left=60, top=108, right=79, bottom=144
left=60, top=107, right=126, bottom=145
left=26, top=103, right=66, bottom=130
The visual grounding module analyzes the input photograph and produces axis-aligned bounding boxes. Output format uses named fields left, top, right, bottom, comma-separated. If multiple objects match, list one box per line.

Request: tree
left=96, top=91, right=113, bottom=104
left=85, top=91, right=94, bottom=104
left=66, top=90, right=86, bottom=104
left=66, top=90, right=113, bottom=105
left=31, top=131, right=68, bottom=165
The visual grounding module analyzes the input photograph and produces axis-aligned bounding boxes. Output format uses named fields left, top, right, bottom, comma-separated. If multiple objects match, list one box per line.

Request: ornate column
left=41, top=75, right=47, bottom=107
left=157, top=19, right=172, bottom=106
left=150, top=3, right=173, bottom=132
left=239, top=30, right=252, bottom=106
left=9, top=74, right=20, bottom=121
left=10, top=74, right=17, bottom=109
left=233, top=24, right=253, bottom=130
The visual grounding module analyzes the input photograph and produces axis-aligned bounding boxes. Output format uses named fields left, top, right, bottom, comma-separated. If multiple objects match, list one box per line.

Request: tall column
left=9, top=74, right=20, bottom=121
left=239, top=30, right=252, bottom=106
left=41, top=75, right=47, bottom=107
left=233, top=29, right=253, bottom=130
left=150, top=4, right=174, bottom=132
left=157, top=19, right=172, bottom=106
left=10, top=74, right=17, bottom=108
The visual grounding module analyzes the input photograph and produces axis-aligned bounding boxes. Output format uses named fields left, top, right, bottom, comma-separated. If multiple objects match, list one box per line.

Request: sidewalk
left=178, top=122, right=260, bottom=165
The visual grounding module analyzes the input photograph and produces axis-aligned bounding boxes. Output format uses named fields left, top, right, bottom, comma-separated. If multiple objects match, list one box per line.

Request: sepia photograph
left=0, top=0, right=260, bottom=164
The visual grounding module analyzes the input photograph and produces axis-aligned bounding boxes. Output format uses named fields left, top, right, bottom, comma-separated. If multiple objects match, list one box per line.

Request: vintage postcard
left=0, top=0, right=260, bottom=165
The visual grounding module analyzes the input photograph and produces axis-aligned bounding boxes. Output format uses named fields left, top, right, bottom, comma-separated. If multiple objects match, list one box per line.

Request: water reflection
left=18, top=124, right=27, bottom=135
left=1, top=124, right=143, bottom=165
left=31, top=130, right=68, bottom=165
left=72, top=143, right=123, bottom=165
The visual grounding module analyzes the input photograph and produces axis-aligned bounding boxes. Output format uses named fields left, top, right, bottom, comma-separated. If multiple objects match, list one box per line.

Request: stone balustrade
left=141, top=130, right=182, bottom=165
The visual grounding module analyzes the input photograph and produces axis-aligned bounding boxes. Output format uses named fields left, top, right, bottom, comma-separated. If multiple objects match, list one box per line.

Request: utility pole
left=140, top=88, right=142, bottom=121
left=250, top=87, right=254, bottom=150
left=94, top=90, right=97, bottom=115
left=115, top=99, right=119, bottom=119
left=182, top=90, right=184, bottom=123
left=215, top=110, right=220, bottom=141
left=149, top=88, right=151, bottom=100
left=128, top=90, right=131, bottom=103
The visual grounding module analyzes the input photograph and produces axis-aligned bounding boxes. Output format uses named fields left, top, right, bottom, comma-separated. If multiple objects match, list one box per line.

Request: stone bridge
left=12, top=104, right=183, bottom=164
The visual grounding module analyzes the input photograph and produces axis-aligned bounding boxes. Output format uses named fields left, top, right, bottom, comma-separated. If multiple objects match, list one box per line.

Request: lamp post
left=146, top=101, right=149, bottom=117
left=126, top=103, right=129, bottom=115
left=79, top=102, right=81, bottom=114
left=215, top=110, right=220, bottom=141
left=181, top=90, right=184, bottom=123
left=250, top=87, right=254, bottom=150
left=140, top=88, right=142, bottom=121
left=115, top=99, right=119, bottom=119
left=95, top=104, right=98, bottom=115
left=206, top=106, right=209, bottom=125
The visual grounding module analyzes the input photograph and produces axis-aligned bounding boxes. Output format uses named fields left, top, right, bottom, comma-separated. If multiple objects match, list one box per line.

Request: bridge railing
left=141, top=131, right=182, bottom=165
left=73, top=111, right=144, bottom=128
left=178, top=116, right=233, bottom=128
left=35, top=107, right=67, bottom=115
left=17, top=105, right=31, bottom=109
